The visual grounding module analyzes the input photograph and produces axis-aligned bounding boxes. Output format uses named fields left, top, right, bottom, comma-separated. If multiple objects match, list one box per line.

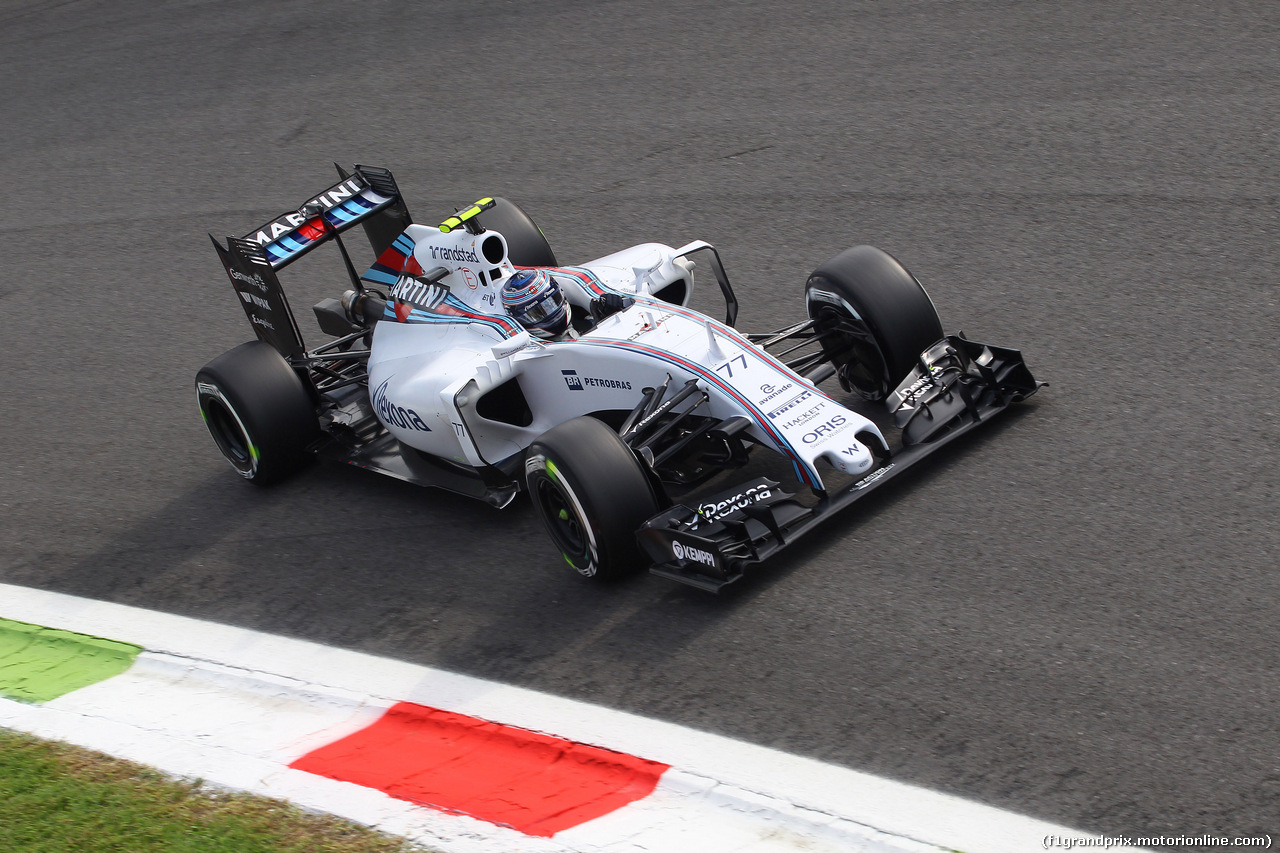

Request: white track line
left=0, top=582, right=1144, bottom=853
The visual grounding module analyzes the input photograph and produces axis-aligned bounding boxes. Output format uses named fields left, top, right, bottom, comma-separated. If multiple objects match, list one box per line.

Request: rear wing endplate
left=211, top=237, right=307, bottom=358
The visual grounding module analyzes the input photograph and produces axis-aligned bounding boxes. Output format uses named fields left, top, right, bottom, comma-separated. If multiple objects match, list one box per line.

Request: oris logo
left=671, top=540, right=717, bottom=567
left=801, top=414, right=848, bottom=444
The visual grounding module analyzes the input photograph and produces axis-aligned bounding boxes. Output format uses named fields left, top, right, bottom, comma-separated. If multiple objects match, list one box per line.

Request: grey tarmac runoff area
left=0, top=0, right=1276, bottom=847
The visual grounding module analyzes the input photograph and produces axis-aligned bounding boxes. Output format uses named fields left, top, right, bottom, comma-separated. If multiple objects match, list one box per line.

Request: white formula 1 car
left=197, top=165, right=1041, bottom=591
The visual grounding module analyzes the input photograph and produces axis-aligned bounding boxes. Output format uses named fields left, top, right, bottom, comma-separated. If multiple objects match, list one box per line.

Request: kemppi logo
left=672, top=540, right=716, bottom=567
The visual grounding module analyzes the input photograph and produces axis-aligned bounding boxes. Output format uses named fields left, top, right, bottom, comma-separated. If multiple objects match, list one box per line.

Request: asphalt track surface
left=1, top=0, right=1276, bottom=845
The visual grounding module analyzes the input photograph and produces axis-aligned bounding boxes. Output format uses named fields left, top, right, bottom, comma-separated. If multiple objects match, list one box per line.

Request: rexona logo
left=697, top=483, right=773, bottom=523
left=562, top=370, right=631, bottom=391
left=802, top=414, right=848, bottom=444
left=671, top=539, right=717, bottom=568
left=372, top=379, right=431, bottom=432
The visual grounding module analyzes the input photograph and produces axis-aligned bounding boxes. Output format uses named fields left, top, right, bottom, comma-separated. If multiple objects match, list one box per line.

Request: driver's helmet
left=501, top=269, right=570, bottom=338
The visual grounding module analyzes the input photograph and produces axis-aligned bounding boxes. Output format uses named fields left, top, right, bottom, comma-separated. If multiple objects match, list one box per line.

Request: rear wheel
left=526, top=417, right=662, bottom=581
left=805, top=245, right=944, bottom=402
left=195, top=341, right=319, bottom=485
left=475, top=197, right=558, bottom=267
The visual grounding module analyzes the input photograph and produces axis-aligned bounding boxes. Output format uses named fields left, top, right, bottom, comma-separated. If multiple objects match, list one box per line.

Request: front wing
left=637, top=335, right=1042, bottom=592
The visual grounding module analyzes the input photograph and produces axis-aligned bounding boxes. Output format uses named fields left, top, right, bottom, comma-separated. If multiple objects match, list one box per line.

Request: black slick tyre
left=475, top=197, right=558, bottom=267
left=525, top=416, right=662, bottom=581
left=805, top=245, right=944, bottom=402
left=195, top=341, right=319, bottom=485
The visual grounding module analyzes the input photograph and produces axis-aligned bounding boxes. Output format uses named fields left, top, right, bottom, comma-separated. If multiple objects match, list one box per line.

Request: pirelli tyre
left=526, top=416, right=662, bottom=582
left=474, top=197, right=558, bottom=268
left=195, top=341, right=319, bottom=485
left=805, top=245, right=944, bottom=402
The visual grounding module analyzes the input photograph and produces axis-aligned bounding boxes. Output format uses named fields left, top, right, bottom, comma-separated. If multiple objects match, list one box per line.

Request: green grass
left=0, top=728, right=432, bottom=853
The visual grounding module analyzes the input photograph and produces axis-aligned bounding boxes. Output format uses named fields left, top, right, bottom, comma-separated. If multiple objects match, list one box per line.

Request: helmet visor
left=518, top=287, right=566, bottom=324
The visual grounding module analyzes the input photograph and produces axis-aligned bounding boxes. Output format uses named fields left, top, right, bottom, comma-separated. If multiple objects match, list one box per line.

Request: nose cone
left=819, top=442, right=876, bottom=476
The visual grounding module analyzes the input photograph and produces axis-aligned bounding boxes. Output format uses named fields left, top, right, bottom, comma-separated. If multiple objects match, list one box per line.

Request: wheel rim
left=200, top=393, right=255, bottom=476
left=815, top=305, right=891, bottom=400
left=533, top=475, right=592, bottom=572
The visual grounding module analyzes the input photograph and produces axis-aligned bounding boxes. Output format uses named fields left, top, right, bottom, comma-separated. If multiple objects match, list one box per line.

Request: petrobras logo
left=562, top=370, right=631, bottom=391
left=372, top=378, right=431, bottom=432
left=671, top=539, right=717, bottom=568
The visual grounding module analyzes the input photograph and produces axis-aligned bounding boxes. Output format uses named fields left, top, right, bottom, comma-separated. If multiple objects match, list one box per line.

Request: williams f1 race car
left=197, top=165, right=1042, bottom=591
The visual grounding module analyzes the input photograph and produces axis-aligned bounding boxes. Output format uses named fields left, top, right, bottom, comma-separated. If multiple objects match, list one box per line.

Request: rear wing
left=211, top=164, right=412, bottom=358
left=235, top=164, right=410, bottom=269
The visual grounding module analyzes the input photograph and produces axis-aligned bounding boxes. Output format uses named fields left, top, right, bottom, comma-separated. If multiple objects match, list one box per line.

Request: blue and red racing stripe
left=573, top=337, right=820, bottom=489
left=531, top=266, right=832, bottom=401
left=260, top=192, right=392, bottom=267
left=383, top=293, right=522, bottom=339
left=362, top=233, right=417, bottom=289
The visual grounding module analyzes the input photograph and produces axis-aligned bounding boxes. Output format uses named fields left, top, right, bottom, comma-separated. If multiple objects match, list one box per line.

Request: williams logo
left=562, top=370, right=631, bottom=391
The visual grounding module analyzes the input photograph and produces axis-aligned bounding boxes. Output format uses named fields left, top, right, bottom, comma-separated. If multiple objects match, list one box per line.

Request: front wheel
left=805, top=245, right=944, bottom=402
left=525, top=417, right=662, bottom=581
left=195, top=341, right=319, bottom=485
